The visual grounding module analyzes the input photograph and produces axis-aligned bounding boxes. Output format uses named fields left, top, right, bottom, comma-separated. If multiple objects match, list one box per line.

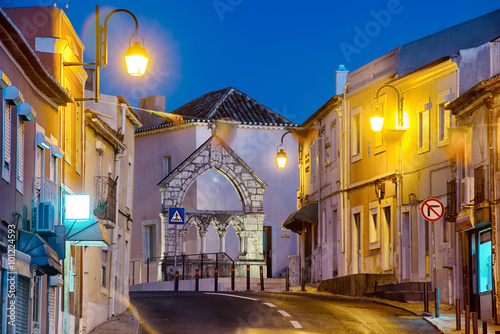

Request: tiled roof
left=169, top=87, right=295, bottom=126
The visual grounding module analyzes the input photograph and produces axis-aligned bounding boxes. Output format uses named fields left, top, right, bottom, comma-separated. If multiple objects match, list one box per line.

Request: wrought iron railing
left=161, top=252, right=234, bottom=281
left=32, top=177, right=59, bottom=232
left=94, top=176, right=116, bottom=224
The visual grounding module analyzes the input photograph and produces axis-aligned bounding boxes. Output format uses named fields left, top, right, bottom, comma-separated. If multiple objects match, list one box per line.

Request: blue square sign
left=168, top=207, right=185, bottom=225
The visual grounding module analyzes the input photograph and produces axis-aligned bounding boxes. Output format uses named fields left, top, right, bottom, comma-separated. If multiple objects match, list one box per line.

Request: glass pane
left=479, top=229, right=492, bottom=293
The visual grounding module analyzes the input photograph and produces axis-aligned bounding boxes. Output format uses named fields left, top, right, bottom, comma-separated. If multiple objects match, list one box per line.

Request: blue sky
left=59, top=0, right=500, bottom=124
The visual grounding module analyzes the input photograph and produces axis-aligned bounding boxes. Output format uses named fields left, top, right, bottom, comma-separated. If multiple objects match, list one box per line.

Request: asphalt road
left=130, top=291, right=439, bottom=334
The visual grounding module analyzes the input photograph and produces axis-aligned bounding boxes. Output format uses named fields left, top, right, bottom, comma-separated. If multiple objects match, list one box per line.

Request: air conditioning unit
left=37, top=202, right=55, bottom=235
left=461, top=177, right=474, bottom=207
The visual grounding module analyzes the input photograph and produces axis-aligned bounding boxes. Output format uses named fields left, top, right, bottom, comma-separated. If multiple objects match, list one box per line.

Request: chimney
left=335, top=65, right=348, bottom=95
left=139, top=95, right=166, bottom=128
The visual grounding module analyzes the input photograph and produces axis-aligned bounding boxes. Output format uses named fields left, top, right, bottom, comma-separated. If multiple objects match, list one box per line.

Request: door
left=382, top=206, right=392, bottom=271
left=263, top=226, right=272, bottom=278
left=352, top=213, right=361, bottom=274
left=402, top=212, right=411, bottom=280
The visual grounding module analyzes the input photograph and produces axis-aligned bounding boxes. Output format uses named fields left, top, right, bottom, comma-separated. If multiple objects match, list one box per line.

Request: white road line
left=278, top=310, right=291, bottom=317
left=290, top=321, right=302, bottom=329
left=204, top=293, right=258, bottom=301
left=263, top=303, right=276, bottom=308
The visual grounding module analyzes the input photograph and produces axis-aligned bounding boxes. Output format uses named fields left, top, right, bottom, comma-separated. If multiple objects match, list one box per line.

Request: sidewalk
left=89, top=307, right=139, bottom=334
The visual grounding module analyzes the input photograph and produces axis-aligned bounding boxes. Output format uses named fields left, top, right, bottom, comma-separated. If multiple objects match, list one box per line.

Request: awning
left=283, top=202, right=318, bottom=234
left=17, top=230, right=62, bottom=275
left=65, top=216, right=110, bottom=246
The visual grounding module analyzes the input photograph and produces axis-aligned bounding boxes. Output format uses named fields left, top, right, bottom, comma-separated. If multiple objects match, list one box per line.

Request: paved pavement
left=89, top=285, right=500, bottom=333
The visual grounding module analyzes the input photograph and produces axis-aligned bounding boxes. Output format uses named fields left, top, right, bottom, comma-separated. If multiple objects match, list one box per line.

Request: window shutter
left=443, top=108, right=450, bottom=140
left=17, top=120, right=24, bottom=182
left=4, top=103, right=11, bottom=164
left=35, top=146, right=42, bottom=178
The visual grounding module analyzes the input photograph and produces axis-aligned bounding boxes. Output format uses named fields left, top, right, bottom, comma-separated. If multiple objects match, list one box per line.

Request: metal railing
left=94, top=176, right=116, bottom=224
left=162, top=252, right=234, bottom=282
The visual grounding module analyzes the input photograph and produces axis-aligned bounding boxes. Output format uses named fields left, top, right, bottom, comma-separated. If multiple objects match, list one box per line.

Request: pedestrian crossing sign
left=168, top=207, right=185, bottom=225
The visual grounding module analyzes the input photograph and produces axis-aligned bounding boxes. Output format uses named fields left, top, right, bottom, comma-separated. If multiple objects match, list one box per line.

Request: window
left=438, top=103, right=451, bottom=144
left=16, top=118, right=24, bottom=192
left=101, top=265, right=107, bottom=287
left=374, top=93, right=386, bottom=150
left=49, top=155, right=57, bottom=183
left=330, top=122, right=337, bottom=163
left=144, top=224, right=156, bottom=261
left=369, top=202, right=379, bottom=249
left=163, top=156, right=171, bottom=178
left=126, top=155, right=132, bottom=209
left=76, top=102, right=82, bottom=174
left=418, top=98, right=431, bottom=154
left=351, top=106, right=362, bottom=162
left=2, top=99, right=11, bottom=182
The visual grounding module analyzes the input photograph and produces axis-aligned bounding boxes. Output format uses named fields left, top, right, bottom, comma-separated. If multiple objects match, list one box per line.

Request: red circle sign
left=420, top=198, right=444, bottom=222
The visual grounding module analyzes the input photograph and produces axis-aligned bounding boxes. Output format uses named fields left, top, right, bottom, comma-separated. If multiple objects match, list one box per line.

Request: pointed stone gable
left=157, top=134, right=267, bottom=214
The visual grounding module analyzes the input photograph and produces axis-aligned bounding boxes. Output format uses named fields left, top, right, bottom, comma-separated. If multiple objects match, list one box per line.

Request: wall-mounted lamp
left=64, top=5, right=150, bottom=102
left=370, top=84, right=406, bottom=132
left=276, top=131, right=292, bottom=169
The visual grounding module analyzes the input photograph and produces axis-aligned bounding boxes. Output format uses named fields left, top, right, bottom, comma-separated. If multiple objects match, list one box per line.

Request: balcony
left=32, top=177, right=59, bottom=233
left=94, top=176, right=116, bottom=228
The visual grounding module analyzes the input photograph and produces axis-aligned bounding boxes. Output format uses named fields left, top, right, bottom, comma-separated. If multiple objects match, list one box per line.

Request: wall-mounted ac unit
left=461, top=177, right=474, bottom=207
left=37, top=202, right=55, bottom=235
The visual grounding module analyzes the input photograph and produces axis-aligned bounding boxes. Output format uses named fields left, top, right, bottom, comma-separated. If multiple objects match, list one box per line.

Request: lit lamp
left=124, top=35, right=150, bottom=76
left=370, top=84, right=405, bottom=132
left=276, top=131, right=292, bottom=169
left=64, top=5, right=150, bottom=102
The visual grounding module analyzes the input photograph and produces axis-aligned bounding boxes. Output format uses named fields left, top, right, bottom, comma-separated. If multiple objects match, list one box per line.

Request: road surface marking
left=263, top=303, right=276, bottom=308
left=290, top=321, right=302, bottom=329
left=204, top=293, right=258, bottom=301
left=278, top=310, right=291, bottom=317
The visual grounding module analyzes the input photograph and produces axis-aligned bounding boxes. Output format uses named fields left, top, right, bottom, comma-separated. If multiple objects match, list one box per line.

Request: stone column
left=218, top=230, right=227, bottom=253
left=180, top=232, right=186, bottom=255
left=199, top=230, right=207, bottom=254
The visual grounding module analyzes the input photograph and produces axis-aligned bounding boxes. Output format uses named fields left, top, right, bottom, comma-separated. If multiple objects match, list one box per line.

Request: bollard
left=195, top=269, right=199, bottom=291
left=260, top=266, right=264, bottom=291
left=456, top=298, right=461, bottom=330
left=174, top=271, right=179, bottom=291
left=246, top=265, right=251, bottom=291
left=301, top=267, right=305, bottom=291
left=435, top=288, right=440, bottom=318
left=466, top=305, right=470, bottom=334
left=482, top=321, right=487, bottom=334
left=231, top=265, right=235, bottom=291
left=424, top=282, right=429, bottom=313
left=472, top=312, right=478, bottom=334
left=285, top=268, right=290, bottom=291
left=214, top=268, right=218, bottom=292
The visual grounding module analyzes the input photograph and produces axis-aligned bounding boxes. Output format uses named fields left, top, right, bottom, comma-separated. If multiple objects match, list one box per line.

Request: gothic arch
left=157, top=135, right=268, bottom=263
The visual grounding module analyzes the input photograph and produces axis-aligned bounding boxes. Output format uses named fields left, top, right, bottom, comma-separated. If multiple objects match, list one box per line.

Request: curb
left=128, top=304, right=140, bottom=334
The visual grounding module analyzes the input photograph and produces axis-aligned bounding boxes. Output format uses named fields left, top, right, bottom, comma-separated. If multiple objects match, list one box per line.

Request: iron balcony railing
left=32, top=177, right=59, bottom=232
left=94, top=176, right=117, bottom=226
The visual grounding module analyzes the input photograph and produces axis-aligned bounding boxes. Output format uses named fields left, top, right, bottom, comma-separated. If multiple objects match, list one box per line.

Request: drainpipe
left=487, top=95, right=499, bottom=323
left=341, top=83, right=349, bottom=274
left=109, top=103, right=127, bottom=318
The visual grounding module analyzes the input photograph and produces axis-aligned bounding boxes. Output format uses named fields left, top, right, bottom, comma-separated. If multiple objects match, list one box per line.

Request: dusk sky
left=59, top=0, right=500, bottom=125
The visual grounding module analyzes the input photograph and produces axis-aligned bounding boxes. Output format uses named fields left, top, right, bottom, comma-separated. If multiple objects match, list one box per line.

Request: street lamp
left=370, top=84, right=405, bottom=131
left=276, top=131, right=292, bottom=169
left=64, top=5, right=150, bottom=102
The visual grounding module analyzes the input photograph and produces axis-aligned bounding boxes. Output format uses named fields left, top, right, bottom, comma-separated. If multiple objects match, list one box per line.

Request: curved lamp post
left=64, top=5, right=150, bottom=102
left=370, top=84, right=405, bottom=131
left=276, top=131, right=292, bottom=169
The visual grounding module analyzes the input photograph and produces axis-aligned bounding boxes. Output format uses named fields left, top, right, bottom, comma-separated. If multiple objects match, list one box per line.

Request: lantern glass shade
left=370, top=101, right=385, bottom=132
left=124, top=41, right=149, bottom=76
left=276, top=148, right=287, bottom=169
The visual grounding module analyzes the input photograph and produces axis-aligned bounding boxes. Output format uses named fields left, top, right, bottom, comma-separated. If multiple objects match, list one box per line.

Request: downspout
left=487, top=95, right=498, bottom=323
left=341, top=83, right=349, bottom=274
left=109, top=103, right=127, bottom=317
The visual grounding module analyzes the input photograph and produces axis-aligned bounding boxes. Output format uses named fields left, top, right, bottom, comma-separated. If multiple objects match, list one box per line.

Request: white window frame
left=143, top=221, right=157, bottom=261
left=437, top=89, right=452, bottom=147
left=330, top=121, right=337, bottom=165
left=163, top=155, right=171, bottom=178
left=351, top=106, right=362, bottom=162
